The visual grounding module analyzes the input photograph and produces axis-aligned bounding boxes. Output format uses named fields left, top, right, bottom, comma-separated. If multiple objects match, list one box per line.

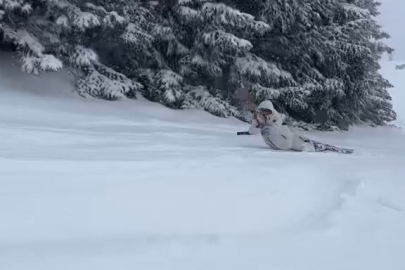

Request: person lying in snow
left=246, top=100, right=353, bottom=154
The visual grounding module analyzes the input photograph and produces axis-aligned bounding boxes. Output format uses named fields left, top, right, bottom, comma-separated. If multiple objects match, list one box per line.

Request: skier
left=244, top=100, right=353, bottom=154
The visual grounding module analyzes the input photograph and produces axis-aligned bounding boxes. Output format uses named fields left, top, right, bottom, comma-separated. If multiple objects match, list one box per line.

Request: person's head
left=257, top=100, right=275, bottom=111
left=256, top=100, right=275, bottom=122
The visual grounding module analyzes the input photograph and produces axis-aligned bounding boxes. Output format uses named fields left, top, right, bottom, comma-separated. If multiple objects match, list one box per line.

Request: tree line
left=0, top=0, right=396, bottom=130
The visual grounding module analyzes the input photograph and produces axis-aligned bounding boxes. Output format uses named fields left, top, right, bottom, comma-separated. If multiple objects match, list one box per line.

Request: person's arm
left=248, top=111, right=266, bottom=134
left=266, top=111, right=283, bottom=127
left=248, top=118, right=261, bottom=134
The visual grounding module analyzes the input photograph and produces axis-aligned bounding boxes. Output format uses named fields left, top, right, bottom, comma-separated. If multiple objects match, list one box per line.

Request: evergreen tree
left=334, top=0, right=396, bottom=126
left=234, top=0, right=349, bottom=126
left=0, top=0, right=396, bottom=129
left=0, top=0, right=63, bottom=73
left=151, top=0, right=286, bottom=118
left=1, top=0, right=150, bottom=99
left=232, top=0, right=395, bottom=129
left=46, top=0, right=152, bottom=99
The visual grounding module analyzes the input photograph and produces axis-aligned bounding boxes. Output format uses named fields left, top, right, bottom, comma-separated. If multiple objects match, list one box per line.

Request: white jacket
left=248, top=100, right=312, bottom=151
left=248, top=100, right=283, bottom=135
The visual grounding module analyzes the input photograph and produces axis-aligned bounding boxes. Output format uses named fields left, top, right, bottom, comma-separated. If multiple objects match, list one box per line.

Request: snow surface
left=0, top=52, right=405, bottom=270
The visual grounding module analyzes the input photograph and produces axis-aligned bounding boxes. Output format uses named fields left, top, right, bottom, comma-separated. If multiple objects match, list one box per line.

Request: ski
left=305, top=138, right=354, bottom=154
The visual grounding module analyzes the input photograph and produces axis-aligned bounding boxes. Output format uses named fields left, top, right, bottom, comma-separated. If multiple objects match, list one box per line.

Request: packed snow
left=0, top=52, right=405, bottom=270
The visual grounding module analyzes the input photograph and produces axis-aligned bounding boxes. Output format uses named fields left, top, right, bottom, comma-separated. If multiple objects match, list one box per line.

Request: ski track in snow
left=1, top=53, right=405, bottom=270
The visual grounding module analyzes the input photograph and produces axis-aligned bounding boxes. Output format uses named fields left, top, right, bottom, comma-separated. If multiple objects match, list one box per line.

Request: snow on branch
left=122, top=23, right=154, bottom=45
left=152, top=25, right=175, bottom=41
left=16, top=30, right=45, bottom=55
left=95, top=63, right=142, bottom=91
left=39, top=54, right=63, bottom=71
left=83, top=3, right=126, bottom=28
left=177, top=0, right=194, bottom=5
left=201, top=3, right=270, bottom=35
left=153, top=70, right=185, bottom=107
left=323, top=79, right=345, bottom=97
left=202, top=30, right=252, bottom=54
left=84, top=2, right=107, bottom=13
left=235, top=54, right=293, bottom=84
left=48, top=1, right=105, bottom=31
left=338, top=41, right=372, bottom=56
left=251, top=83, right=318, bottom=112
left=178, top=0, right=210, bottom=6
left=175, top=5, right=203, bottom=24
left=341, top=3, right=370, bottom=19
left=76, top=66, right=142, bottom=100
left=1, top=0, right=27, bottom=11
left=21, top=3, right=31, bottom=13
left=191, top=54, right=222, bottom=76
left=182, top=85, right=239, bottom=117
left=250, top=84, right=281, bottom=100
left=72, top=11, right=100, bottom=31
left=56, top=15, right=69, bottom=28
left=14, top=30, right=63, bottom=74
left=281, top=88, right=309, bottom=110
left=69, top=46, right=98, bottom=67
left=154, top=69, right=183, bottom=89
left=103, top=11, right=126, bottom=28
left=21, top=53, right=63, bottom=74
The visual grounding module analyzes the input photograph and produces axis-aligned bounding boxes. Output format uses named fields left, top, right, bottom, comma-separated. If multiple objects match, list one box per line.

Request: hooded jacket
left=248, top=100, right=283, bottom=134
left=248, top=100, right=311, bottom=151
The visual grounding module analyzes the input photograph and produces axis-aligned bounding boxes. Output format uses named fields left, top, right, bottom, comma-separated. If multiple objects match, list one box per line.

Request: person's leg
left=261, top=126, right=293, bottom=151
left=291, top=134, right=315, bottom=152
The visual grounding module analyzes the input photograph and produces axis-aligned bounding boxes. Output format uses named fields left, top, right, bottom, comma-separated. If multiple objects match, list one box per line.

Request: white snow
left=202, top=30, right=253, bottom=52
left=70, top=46, right=98, bottom=67
left=0, top=52, right=405, bottom=270
left=73, top=11, right=101, bottom=31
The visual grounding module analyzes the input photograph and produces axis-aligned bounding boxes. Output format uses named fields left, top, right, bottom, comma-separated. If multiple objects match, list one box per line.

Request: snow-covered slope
left=1, top=53, right=405, bottom=270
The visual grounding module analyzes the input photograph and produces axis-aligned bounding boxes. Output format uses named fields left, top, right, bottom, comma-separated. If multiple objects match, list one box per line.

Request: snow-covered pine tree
left=151, top=0, right=283, bottom=119
left=333, top=0, right=396, bottom=126
left=1, top=0, right=395, bottom=127
left=0, top=0, right=64, bottom=73
left=46, top=0, right=158, bottom=99
left=0, top=0, right=155, bottom=99
left=232, top=0, right=395, bottom=129
left=234, top=0, right=348, bottom=126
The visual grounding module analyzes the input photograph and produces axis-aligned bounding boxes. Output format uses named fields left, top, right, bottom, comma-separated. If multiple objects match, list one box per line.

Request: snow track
left=1, top=53, right=405, bottom=270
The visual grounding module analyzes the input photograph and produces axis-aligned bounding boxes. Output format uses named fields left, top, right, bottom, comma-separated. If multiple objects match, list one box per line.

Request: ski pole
left=237, top=131, right=251, bottom=135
